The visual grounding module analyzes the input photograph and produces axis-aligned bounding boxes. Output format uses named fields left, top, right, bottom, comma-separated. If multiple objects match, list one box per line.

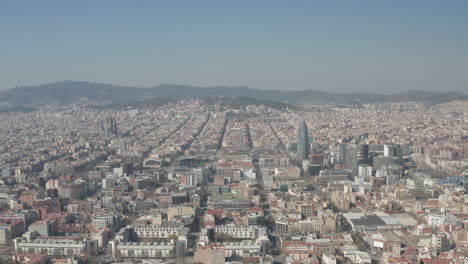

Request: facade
left=308, top=238, right=334, bottom=256
left=340, top=144, right=358, bottom=174
left=367, top=231, right=401, bottom=257
left=358, top=164, right=373, bottom=182
left=29, top=220, right=57, bottom=237
left=296, top=121, right=309, bottom=161
left=33, top=199, right=64, bottom=213
left=213, top=226, right=266, bottom=240
left=13, top=238, right=96, bottom=256
left=282, top=241, right=309, bottom=262
left=384, top=144, right=403, bottom=158
left=428, top=215, right=446, bottom=227
left=0, top=211, right=37, bottom=228
left=315, top=170, right=350, bottom=184
left=91, top=215, right=121, bottom=231
left=108, top=241, right=176, bottom=258
left=223, top=242, right=262, bottom=258
left=247, top=212, right=264, bottom=226
left=194, top=167, right=211, bottom=184
left=133, top=225, right=189, bottom=239
left=275, top=217, right=289, bottom=234
left=298, top=203, right=314, bottom=217
left=0, top=219, right=25, bottom=246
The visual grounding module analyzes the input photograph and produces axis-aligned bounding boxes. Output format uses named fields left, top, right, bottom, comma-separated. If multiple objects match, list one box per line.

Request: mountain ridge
left=0, top=81, right=466, bottom=107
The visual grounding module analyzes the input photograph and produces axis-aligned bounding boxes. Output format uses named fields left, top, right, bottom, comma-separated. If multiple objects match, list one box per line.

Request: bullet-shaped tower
left=297, top=121, right=309, bottom=160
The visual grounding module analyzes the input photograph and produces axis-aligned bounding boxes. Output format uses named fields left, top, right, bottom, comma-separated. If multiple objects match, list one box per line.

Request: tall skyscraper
left=464, top=175, right=468, bottom=194
left=339, top=144, right=347, bottom=164
left=361, top=144, right=369, bottom=162
left=297, top=121, right=309, bottom=160
left=340, top=143, right=358, bottom=175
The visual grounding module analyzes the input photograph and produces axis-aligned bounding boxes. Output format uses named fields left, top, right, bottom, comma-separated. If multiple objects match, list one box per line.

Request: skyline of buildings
left=0, top=98, right=466, bottom=264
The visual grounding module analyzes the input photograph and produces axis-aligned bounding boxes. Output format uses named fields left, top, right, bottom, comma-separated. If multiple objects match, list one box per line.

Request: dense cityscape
left=0, top=99, right=467, bottom=264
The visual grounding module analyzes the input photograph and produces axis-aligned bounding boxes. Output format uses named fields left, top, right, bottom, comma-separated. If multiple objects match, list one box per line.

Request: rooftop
left=209, top=193, right=249, bottom=202
left=349, top=215, right=386, bottom=227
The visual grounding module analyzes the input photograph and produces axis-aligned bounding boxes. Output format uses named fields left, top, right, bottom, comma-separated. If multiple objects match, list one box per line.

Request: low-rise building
left=13, top=237, right=97, bottom=256
left=133, top=225, right=189, bottom=239
left=108, top=241, right=182, bottom=258
left=194, top=243, right=225, bottom=264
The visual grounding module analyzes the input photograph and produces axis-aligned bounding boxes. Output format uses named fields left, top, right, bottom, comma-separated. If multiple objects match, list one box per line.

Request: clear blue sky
left=1, top=0, right=467, bottom=93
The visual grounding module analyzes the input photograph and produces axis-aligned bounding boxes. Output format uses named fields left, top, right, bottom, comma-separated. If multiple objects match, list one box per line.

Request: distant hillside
left=0, top=81, right=466, bottom=108
left=201, top=96, right=297, bottom=110
left=386, top=90, right=468, bottom=104
left=0, top=81, right=142, bottom=106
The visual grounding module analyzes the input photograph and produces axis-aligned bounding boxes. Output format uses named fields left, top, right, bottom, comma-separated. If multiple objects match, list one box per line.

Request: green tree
left=327, top=202, right=340, bottom=213
left=279, top=185, right=288, bottom=192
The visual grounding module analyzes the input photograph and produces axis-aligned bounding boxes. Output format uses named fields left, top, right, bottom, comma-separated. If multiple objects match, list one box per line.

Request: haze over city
left=1, top=0, right=468, bottom=93
left=1, top=2, right=468, bottom=264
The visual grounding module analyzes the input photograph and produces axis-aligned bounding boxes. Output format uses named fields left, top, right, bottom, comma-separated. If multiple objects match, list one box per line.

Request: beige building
left=167, top=206, right=195, bottom=221
left=194, top=243, right=225, bottom=264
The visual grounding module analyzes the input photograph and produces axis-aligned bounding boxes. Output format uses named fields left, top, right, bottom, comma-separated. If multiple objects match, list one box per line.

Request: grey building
left=296, top=121, right=309, bottom=161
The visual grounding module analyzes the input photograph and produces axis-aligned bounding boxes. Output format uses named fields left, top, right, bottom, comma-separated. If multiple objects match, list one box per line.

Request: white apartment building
left=214, top=226, right=256, bottom=239
left=427, top=214, right=446, bottom=227
left=134, top=225, right=189, bottom=239
left=108, top=241, right=175, bottom=258
left=223, top=242, right=263, bottom=258
left=13, top=238, right=96, bottom=256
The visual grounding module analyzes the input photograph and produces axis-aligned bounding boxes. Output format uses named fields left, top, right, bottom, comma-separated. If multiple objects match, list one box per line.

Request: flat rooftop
left=349, top=215, right=386, bottom=227
left=210, top=193, right=249, bottom=202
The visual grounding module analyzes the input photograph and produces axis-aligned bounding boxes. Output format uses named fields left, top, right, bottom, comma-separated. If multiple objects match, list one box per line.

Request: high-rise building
left=361, top=144, right=370, bottom=163
left=339, top=144, right=347, bottom=163
left=358, top=164, right=373, bottom=182
left=384, top=144, right=403, bottom=158
left=340, top=144, right=358, bottom=175
left=194, top=167, right=211, bottom=184
left=464, top=175, right=468, bottom=194
left=296, top=121, right=309, bottom=161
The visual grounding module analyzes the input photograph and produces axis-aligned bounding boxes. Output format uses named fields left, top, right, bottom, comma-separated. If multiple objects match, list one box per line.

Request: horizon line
left=2, top=79, right=467, bottom=95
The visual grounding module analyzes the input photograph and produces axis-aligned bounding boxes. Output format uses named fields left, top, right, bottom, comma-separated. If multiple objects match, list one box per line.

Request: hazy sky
left=1, top=1, right=468, bottom=93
